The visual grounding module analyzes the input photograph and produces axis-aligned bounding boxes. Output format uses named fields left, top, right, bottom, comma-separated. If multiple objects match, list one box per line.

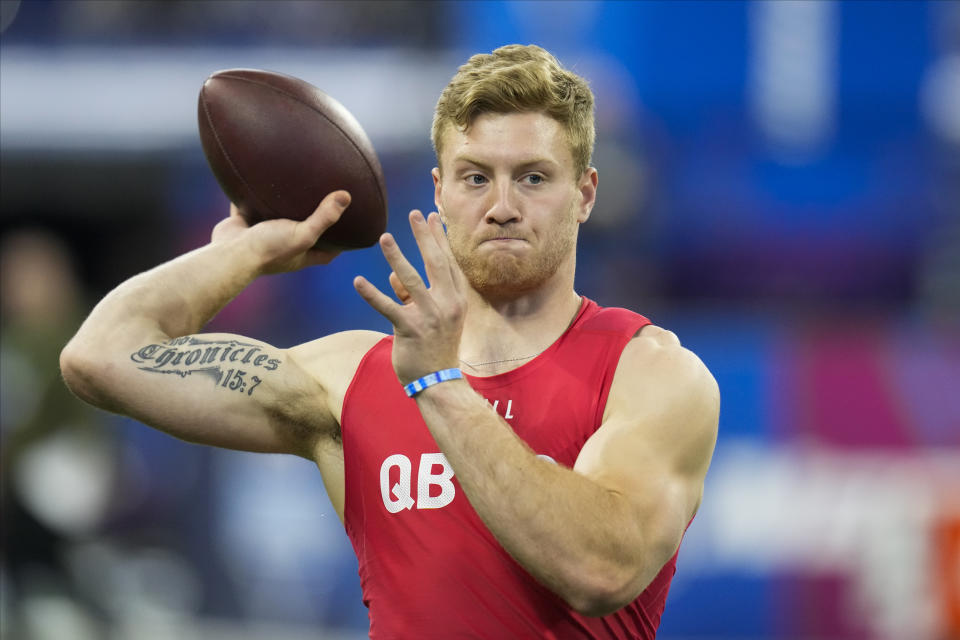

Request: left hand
left=353, top=210, right=466, bottom=385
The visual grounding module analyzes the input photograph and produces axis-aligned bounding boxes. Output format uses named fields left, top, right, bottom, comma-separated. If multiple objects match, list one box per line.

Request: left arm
left=413, top=329, right=718, bottom=616
left=354, top=210, right=719, bottom=616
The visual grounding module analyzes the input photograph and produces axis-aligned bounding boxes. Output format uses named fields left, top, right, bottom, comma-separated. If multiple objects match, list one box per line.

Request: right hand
left=211, top=190, right=350, bottom=274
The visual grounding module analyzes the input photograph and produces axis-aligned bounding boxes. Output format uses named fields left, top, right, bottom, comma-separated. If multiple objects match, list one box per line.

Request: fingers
left=225, top=203, right=250, bottom=228
left=355, top=208, right=460, bottom=326
left=408, top=210, right=456, bottom=293
left=389, top=271, right=413, bottom=304
left=426, top=211, right=464, bottom=293
left=379, top=232, right=434, bottom=309
left=353, top=275, right=401, bottom=325
left=295, top=191, right=350, bottom=247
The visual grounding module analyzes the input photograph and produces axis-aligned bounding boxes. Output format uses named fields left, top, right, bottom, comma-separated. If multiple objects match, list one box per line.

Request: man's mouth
left=482, top=236, right=527, bottom=244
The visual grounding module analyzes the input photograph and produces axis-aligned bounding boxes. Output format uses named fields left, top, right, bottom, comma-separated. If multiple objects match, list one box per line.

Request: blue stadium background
left=1, top=1, right=958, bottom=639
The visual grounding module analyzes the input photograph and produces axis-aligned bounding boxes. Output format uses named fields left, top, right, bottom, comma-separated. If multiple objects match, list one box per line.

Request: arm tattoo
left=130, top=336, right=280, bottom=396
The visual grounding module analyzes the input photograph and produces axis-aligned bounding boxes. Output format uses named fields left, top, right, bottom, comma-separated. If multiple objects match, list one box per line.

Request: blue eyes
left=465, top=174, right=543, bottom=185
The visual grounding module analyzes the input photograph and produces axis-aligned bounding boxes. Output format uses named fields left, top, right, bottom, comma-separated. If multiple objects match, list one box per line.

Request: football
left=198, top=68, right=388, bottom=249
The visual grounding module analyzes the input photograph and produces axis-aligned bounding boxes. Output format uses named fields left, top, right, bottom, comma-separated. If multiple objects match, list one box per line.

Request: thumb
left=296, top=190, right=351, bottom=245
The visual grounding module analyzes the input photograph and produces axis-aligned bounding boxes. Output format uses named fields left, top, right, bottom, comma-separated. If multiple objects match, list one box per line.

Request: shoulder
left=288, top=330, right=386, bottom=388
left=288, top=330, right=387, bottom=374
left=287, top=330, right=388, bottom=428
left=604, top=324, right=719, bottom=470
left=289, top=329, right=386, bottom=360
left=617, top=324, right=717, bottom=399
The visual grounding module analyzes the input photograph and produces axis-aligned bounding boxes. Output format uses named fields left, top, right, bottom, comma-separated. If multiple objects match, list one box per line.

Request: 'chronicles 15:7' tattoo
left=130, top=336, right=281, bottom=396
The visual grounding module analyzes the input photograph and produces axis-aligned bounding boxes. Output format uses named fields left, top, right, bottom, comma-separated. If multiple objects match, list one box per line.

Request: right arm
left=60, top=191, right=359, bottom=460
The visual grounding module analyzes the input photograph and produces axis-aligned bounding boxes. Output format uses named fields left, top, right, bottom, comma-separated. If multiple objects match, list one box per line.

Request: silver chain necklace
left=459, top=297, right=581, bottom=371
left=459, top=349, right=545, bottom=370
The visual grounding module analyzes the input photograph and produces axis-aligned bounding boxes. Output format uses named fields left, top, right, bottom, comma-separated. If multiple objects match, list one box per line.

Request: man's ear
left=432, top=167, right=446, bottom=223
left=577, top=168, right=599, bottom=223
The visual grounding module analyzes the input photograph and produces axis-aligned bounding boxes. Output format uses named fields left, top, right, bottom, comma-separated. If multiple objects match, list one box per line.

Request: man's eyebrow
left=452, top=156, right=492, bottom=171
left=452, top=156, right=558, bottom=171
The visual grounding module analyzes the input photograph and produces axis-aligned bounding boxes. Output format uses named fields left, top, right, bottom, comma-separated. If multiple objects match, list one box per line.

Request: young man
left=61, top=45, right=719, bottom=638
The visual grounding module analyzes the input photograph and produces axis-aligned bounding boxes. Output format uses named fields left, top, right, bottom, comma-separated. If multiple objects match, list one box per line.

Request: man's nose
left=484, top=182, right=520, bottom=224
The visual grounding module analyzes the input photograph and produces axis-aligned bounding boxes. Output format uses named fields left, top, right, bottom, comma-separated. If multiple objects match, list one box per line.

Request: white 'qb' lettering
left=380, top=453, right=455, bottom=513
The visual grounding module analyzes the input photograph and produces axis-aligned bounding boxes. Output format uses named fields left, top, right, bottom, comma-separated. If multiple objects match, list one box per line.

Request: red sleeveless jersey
left=341, top=298, right=679, bottom=639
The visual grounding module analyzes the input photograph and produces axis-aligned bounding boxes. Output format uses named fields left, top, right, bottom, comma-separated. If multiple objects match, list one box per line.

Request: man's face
left=432, top=112, right=597, bottom=299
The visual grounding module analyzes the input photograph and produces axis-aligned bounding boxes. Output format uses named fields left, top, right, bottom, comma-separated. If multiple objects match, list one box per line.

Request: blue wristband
left=403, top=368, right=463, bottom=397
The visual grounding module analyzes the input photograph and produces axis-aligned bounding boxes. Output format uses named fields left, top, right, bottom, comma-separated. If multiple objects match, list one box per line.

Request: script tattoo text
left=130, top=336, right=280, bottom=396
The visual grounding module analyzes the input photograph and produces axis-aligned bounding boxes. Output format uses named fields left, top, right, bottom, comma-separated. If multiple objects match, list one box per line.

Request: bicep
left=76, top=331, right=335, bottom=458
left=573, top=336, right=719, bottom=575
left=572, top=416, right=696, bottom=580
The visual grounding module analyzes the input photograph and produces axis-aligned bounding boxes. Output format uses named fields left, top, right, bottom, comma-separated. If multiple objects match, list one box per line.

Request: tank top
left=341, top=297, right=679, bottom=639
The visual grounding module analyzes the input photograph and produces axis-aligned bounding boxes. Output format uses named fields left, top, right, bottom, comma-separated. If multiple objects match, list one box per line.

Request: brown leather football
left=198, top=68, right=388, bottom=249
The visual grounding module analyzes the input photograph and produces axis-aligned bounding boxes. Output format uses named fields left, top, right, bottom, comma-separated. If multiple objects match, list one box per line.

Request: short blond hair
left=431, top=44, right=595, bottom=177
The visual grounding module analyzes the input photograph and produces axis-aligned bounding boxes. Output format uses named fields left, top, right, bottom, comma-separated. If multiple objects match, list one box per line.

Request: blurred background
left=1, top=1, right=958, bottom=639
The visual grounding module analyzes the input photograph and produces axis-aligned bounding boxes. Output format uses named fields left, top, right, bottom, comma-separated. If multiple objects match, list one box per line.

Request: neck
left=458, top=255, right=582, bottom=375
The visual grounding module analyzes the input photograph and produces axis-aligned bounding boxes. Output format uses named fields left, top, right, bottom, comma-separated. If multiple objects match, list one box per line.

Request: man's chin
left=463, top=258, right=546, bottom=298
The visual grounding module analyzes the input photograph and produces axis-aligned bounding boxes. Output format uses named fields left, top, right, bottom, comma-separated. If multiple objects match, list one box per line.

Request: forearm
left=80, top=237, right=261, bottom=344
left=66, top=188, right=347, bottom=353
left=414, top=379, right=646, bottom=614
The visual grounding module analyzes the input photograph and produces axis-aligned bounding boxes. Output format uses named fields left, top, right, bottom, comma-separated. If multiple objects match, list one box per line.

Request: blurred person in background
left=59, top=45, right=719, bottom=639
left=1, top=230, right=118, bottom=639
